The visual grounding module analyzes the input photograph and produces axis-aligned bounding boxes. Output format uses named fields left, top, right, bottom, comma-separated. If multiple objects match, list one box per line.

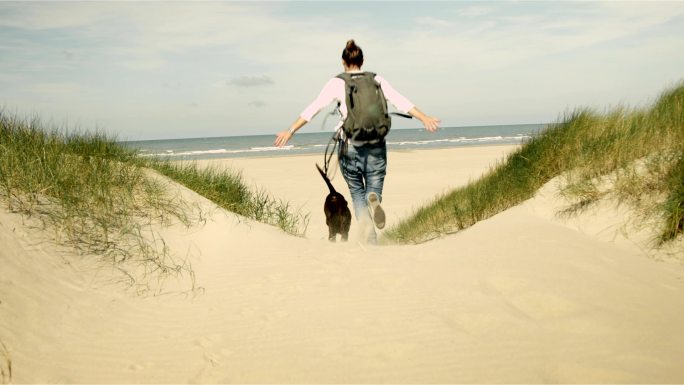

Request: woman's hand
left=420, top=116, right=441, bottom=132
left=274, top=130, right=293, bottom=147
left=408, top=107, right=440, bottom=132
left=275, top=117, right=307, bottom=147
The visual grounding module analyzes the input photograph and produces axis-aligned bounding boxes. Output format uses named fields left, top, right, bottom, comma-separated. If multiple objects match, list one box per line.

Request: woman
left=275, top=40, right=440, bottom=243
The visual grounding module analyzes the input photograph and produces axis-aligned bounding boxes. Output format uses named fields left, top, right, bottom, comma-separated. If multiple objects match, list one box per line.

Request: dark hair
left=342, top=39, right=364, bottom=67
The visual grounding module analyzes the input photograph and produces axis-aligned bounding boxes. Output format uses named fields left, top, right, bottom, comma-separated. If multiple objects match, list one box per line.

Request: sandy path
left=1, top=145, right=683, bottom=383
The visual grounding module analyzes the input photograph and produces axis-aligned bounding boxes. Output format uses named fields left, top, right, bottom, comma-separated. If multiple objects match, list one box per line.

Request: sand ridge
left=1, top=145, right=683, bottom=383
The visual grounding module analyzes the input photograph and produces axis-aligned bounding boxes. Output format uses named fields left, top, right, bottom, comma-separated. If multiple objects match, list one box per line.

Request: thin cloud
left=229, top=75, right=275, bottom=87
left=415, top=16, right=452, bottom=28
left=61, top=50, right=75, bottom=60
left=458, top=6, right=493, bottom=18
left=248, top=100, right=266, bottom=108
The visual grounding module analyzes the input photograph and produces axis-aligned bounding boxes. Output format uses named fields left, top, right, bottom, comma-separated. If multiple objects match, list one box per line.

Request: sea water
left=122, top=124, right=546, bottom=161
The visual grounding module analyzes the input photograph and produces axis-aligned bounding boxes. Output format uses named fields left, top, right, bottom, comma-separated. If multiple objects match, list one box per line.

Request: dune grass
left=0, top=111, right=307, bottom=292
left=0, top=112, right=198, bottom=291
left=386, top=82, right=684, bottom=246
left=149, top=160, right=309, bottom=237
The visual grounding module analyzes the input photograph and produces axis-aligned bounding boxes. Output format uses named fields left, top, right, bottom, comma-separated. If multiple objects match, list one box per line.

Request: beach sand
left=1, top=145, right=684, bottom=383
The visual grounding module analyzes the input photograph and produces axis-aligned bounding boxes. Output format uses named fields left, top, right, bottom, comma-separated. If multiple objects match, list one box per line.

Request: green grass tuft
left=148, top=160, right=309, bottom=237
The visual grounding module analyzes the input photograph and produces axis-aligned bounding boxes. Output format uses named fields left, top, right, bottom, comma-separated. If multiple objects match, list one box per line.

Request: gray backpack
left=337, top=72, right=391, bottom=142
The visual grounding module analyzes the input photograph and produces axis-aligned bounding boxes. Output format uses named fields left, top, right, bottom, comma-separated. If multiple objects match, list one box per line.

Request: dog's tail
left=316, top=163, right=337, bottom=194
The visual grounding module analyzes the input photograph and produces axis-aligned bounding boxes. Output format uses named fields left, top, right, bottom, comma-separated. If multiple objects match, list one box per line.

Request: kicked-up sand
left=1, top=145, right=683, bottom=383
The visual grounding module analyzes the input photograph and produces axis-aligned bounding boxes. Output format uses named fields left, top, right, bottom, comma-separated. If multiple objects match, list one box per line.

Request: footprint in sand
left=480, top=275, right=530, bottom=295
left=128, top=363, right=145, bottom=372
left=195, top=333, right=224, bottom=349
left=439, top=310, right=525, bottom=337
left=507, top=292, right=580, bottom=320
left=192, top=333, right=229, bottom=382
left=126, top=361, right=154, bottom=373
left=481, top=276, right=581, bottom=320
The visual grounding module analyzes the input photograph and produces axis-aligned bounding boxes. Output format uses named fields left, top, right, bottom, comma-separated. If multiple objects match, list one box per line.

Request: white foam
left=387, top=135, right=530, bottom=147
left=142, top=145, right=295, bottom=158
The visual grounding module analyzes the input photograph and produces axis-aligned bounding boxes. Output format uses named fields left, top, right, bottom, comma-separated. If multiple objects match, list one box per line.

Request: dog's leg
left=328, top=227, right=337, bottom=242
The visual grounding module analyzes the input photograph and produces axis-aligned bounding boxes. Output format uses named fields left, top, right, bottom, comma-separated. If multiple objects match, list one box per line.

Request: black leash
left=321, top=103, right=342, bottom=178
left=323, top=130, right=338, bottom=175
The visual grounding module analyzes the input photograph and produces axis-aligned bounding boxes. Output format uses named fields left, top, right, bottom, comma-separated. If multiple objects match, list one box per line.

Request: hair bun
left=342, top=39, right=364, bottom=67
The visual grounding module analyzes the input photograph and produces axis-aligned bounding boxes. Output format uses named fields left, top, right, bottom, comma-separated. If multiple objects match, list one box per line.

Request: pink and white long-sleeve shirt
left=299, top=71, right=415, bottom=141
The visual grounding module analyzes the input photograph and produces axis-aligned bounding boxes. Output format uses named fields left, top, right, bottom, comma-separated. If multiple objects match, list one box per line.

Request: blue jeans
left=338, top=140, right=387, bottom=242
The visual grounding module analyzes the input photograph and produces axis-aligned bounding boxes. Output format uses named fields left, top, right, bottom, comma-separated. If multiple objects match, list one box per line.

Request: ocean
left=122, top=124, right=546, bottom=161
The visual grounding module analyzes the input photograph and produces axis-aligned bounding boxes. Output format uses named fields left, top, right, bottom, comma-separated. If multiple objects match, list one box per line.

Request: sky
left=1, top=1, right=683, bottom=141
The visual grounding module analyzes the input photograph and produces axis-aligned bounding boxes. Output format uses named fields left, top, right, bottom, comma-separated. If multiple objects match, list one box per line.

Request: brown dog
left=316, top=164, right=351, bottom=242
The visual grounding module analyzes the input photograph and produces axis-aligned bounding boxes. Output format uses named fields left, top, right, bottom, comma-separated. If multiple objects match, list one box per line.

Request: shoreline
left=132, top=123, right=540, bottom=161
left=155, top=141, right=525, bottom=163
left=157, top=142, right=523, bottom=162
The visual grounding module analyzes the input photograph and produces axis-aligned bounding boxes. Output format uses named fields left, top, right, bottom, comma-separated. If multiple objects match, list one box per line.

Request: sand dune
left=1, top=145, right=683, bottom=383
